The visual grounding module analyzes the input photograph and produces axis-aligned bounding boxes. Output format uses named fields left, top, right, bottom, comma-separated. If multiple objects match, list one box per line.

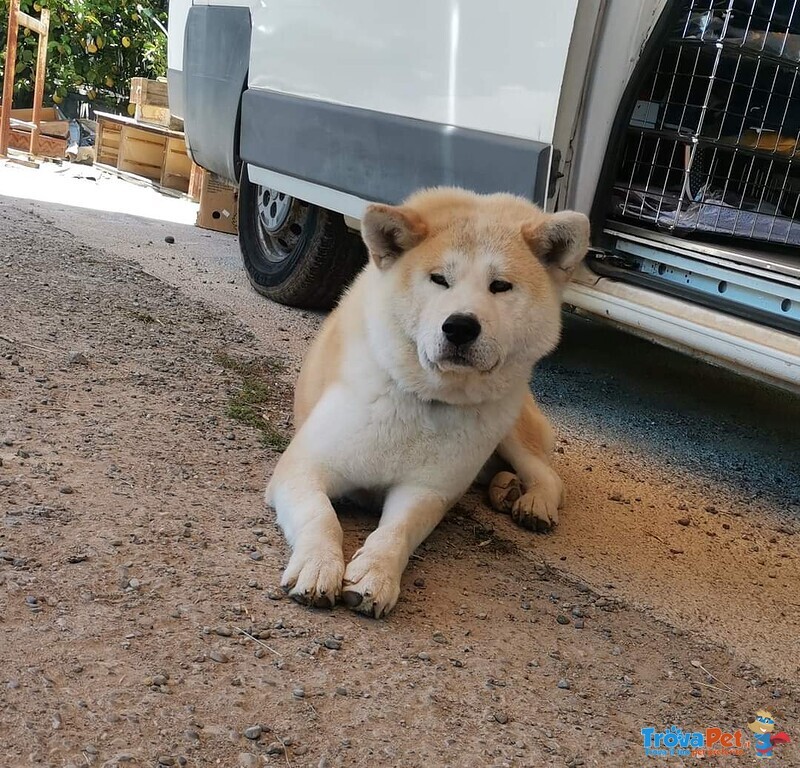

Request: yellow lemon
left=122, top=36, right=131, bottom=48
left=33, top=2, right=41, bottom=11
left=53, top=94, right=63, bottom=104
left=105, top=77, right=114, bottom=88
left=87, top=43, right=97, bottom=53
left=127, top=103, right=136, bottom=116
left=87, top=89, right=96, bottom=100
left=96, top=36, right=104, bottom=49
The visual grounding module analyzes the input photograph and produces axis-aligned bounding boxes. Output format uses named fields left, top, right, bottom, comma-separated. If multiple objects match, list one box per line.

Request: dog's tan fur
left=267, top=188, right=590, bottom=617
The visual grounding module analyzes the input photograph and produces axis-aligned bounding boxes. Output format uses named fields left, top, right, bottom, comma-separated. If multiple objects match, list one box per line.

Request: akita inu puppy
left=266, top=188, right=589, bottom=617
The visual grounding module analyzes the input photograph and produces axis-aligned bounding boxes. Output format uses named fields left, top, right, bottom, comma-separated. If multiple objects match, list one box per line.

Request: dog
left=265, top=187, right=590, bottom=617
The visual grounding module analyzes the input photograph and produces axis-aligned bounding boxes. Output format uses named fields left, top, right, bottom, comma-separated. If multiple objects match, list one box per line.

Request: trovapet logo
left=641, top=725, right=748, bottom=758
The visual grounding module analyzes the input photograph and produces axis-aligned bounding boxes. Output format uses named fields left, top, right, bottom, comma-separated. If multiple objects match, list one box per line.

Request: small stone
left=68, top=351, right=89, bottom=366
left=557, top=679, right=571, bottom=690
left=292, top=687, right=305, bottom=699
left=157, top=757, right=175, bottom=767
left=210, top=650, right=229, bottom=664
left=254, top=649, right=265, bottom=659
left=611, top=645, right=622, bottom=656
left=59, top=485, right=74, bottom=495
left=335, top=686, right=348, bottom=696
left=690, top=688, right=702, bottom=698
left=574, top=618, right=585, bottom=629
left=152, top=674, right=168, bottom=686
left=249, top=551, right=263, bottom=561
left=622, top=675, right=634, bottom=686
left=84, top=745, right=98, bottom=755
left=243, top=725, right=262, bottom=740
left=669, top=548, right=685, bottom=555
left=494, top=712, right=509, bottom=724
left=417, top=652, right=431, bottom=661
left=556, top=614, right=571, bottom=625
left=414, top=578, right=426, bottom=588
left=521, top=601, right=531, bottom=610
left=432, top=632, right=447, bottom=644
left=266, top=742, right=284, bottom=755
left=294, top=746, right=308, bottom=756
left=571, top=607, right=584, bottom=618
left=165, top=236, right=176, bottom=244
left=676, top=517, right=691, bottom=526
left=215, top=626, right=232, bottom=637
left=323, top=637, right=342, bottom=650
left=238, top=754, right=258, bottom=768
left=128, top=578, right=140, bottom=589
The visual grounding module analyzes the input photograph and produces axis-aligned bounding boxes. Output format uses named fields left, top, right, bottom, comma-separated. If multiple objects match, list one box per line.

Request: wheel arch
left=181, top=5, right=251, bottom=184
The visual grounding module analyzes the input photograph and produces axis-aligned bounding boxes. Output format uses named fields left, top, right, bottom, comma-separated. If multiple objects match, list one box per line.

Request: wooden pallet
left=95, top=111, right=193, bottom=194
left=129, top=77, right=182, bottom=130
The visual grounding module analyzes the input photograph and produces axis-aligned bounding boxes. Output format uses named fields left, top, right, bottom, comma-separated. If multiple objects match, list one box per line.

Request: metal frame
left=0, top=0, right=50, bottom=158
left=611, top=0, right=800, bottom=249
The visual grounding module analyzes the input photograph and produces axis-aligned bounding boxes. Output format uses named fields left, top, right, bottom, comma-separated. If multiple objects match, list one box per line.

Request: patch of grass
left=214, top=351, right=290, bottom=452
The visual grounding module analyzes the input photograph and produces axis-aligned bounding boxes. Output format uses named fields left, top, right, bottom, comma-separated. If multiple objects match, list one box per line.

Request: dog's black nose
left=442, top=313, right=481, bottom=346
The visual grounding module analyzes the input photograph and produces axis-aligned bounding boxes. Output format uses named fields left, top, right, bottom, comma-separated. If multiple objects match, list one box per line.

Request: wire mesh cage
left=611, top=0, right=800, bottom=247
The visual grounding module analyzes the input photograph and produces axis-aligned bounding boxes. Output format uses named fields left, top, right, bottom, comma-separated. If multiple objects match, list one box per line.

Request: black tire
left=237, top=167, right=366, bottom=309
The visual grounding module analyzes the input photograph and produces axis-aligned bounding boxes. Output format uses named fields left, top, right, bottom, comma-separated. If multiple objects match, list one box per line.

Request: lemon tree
left=0, top=0, right=168, bottom=112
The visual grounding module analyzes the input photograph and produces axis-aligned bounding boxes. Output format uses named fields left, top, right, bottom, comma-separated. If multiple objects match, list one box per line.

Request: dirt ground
left=1, top=192, right=799, bottom=768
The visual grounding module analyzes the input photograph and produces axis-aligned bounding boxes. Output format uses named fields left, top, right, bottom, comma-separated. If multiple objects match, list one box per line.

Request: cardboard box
left=196, top=170, right=239, bottom=235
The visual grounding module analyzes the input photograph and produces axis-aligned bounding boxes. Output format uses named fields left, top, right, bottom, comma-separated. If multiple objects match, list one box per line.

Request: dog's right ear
left=361, top=204, right=428, bottom=269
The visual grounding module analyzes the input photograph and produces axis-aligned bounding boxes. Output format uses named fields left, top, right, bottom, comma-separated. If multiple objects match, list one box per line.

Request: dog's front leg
left=490, top=393, right=564, bottom=532
left=267, top=461, right=345, bottom=608
left=342, top=486, right=447, bottom=618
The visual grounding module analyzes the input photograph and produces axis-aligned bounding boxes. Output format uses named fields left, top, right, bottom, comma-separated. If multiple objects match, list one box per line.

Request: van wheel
left=238, top=168, right=366, bottom=309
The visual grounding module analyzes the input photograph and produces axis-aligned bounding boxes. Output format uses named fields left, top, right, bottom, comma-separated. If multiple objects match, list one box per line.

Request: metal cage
left=611, top=0, right=800, bottom=247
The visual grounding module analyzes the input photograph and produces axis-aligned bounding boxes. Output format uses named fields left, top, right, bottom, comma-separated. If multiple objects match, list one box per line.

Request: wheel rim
left=254, top=186, right=311, bottom=264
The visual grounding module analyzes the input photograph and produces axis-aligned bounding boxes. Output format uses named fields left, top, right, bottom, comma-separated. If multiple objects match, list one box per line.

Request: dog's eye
left=489, top=280, right=513, bottom=294
left=430, top=273, right=449, bottom=288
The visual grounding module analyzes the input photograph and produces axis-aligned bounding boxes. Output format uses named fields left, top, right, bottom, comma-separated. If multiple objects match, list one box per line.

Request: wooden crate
left=130, top=77, right=168, bottom=108
left=8, top=128, right=65, bottom=158
left=96, top=119, right=121, bottom=166
left=117, top=124, right=167, bottom=180
left=94, top=111, right=195, bottom=195
left=161, top=136, right=193, bottom=193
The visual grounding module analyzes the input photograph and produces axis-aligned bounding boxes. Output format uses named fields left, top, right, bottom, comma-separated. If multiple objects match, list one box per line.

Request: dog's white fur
left=266, top=188, right=590, bottom=617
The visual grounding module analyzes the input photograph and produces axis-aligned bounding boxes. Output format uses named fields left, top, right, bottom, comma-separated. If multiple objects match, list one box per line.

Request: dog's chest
left=311, top=383, right=513, bottom=493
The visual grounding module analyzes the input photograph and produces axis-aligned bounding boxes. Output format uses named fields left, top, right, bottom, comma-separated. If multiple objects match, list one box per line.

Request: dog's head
left=360, top=188, right=590, bottom=404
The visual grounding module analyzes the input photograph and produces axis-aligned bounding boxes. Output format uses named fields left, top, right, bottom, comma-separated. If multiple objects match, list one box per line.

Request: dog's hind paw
left=281, top=548, right=345, bottom=609
left=511, top=489, right=560, bottom=532
left=342, top=550, right=401, bottom=619
left=488, top=471, right=522, bottom=514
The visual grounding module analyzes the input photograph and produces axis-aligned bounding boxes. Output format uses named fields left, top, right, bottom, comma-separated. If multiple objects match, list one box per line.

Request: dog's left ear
left=361, top=204, right=429, bottom=269
left=521, top=211, right=590, bottom=284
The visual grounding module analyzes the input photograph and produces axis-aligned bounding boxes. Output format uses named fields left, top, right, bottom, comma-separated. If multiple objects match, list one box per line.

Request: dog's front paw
left=281, top=547, right=345, bottom=609
left=341, top=550, right=401, bottom=619
left=512, top=488, right=560, bottom=532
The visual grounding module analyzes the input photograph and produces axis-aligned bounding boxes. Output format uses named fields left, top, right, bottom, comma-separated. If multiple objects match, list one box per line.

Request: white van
left=168, top=0, right=800, bottom=391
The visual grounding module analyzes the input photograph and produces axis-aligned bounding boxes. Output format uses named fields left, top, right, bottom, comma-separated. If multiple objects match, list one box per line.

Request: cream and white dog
left=266, top=188, right=590, bottom=617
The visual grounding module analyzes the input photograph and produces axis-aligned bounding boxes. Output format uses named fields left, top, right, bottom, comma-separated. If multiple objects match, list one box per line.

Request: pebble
left=611, top=645, right=622, bottom=656
left=59, top=485, right=74, bottom=494
left=557, top=679, right=571, bottom=690
left=323, top=637, right=342, bottom=650
left=521, top=601, right=531, bottom=610
left=157, top=757, right=175, bottom=767
left=238, top=754, right=258, bottom=768
left=128, top=578, right=140, bottom=589
left=68, top=351, right=89, bottom=366
left=215, top=626, right=233, bottom=637
left=294, top=746, right=308, bottom=756
left=676, top=517, right=691, bottom=526
left=84, top=745, right=98, bottom=755
left=574, top=618, right=585, bottom=629
left=249, top=551, right=263, bottom=561
left=243, top=725, right=262, bottom=740
left=494, top=712, right=509, bottom=724
left=669, top=548, right=685, bottom=555
left=571, top=607, right=584, bottom=618
left=165, top=236, right=176, bottom=244
left=690, top=688, right=702, bottom=698
left=335, top=686, right=348, bottom=696
left=414, top=578, right=426, bottom=588
left=292, top=687, right=305, bottom=699
left=152, top=674, right=168, bottom=686
left=417, top=652, right=431, bottom=661
left=266, top=742, right=284, bottom=755
left=556, top=614, right=571, bottom=625
left=210, top=650, right=229, bottom=664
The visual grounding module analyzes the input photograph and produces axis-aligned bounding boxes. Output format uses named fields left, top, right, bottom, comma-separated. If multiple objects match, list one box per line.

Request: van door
left=240, top=0, right=593, bottom=218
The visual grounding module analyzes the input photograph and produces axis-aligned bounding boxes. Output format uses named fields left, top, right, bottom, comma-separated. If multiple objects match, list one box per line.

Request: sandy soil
left=1, top=193, right=799, bottom=768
